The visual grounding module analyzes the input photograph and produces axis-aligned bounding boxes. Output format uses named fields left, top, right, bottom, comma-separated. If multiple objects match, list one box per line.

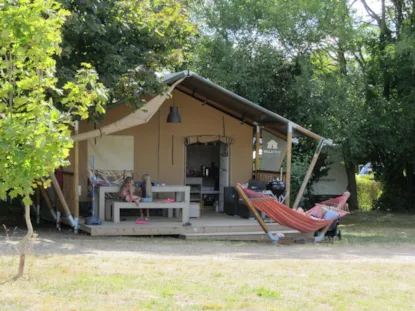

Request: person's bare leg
left=130, top=196, right=143, bottom=220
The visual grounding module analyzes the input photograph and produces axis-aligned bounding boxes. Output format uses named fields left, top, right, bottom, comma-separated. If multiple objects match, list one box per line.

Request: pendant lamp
left=167, top=94, right=181, bottom=123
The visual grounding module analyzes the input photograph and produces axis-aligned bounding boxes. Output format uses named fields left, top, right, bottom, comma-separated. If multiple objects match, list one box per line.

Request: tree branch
left=327, top=50, right=339, bottom=62
left=360, top=0, right=382, bottom=27
left=354, top=53, right=365, bottom=70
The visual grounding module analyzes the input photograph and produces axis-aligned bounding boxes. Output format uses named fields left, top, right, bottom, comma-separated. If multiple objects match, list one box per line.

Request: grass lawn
left=1, top=211, right=415, bottom=311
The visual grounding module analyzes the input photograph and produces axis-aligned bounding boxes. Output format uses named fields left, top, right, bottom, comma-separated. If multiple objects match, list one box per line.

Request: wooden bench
left=98, top=185, right=190, bottom=221
left=112, top=201, right=190, bottom=224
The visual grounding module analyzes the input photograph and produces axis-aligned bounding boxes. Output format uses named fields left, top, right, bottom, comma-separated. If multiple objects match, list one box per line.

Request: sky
left=352, top=0, right=384, bottom=19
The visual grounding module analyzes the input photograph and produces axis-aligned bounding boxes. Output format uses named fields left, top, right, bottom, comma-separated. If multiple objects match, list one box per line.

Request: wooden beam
left=36, top=187, right=40, bottom=224
left=263, top=126, right=287, bottom=140
left=176, top=86, right=257, bottom=127
left=36, top=187, right=40, bottom=205
left=183, top=87, right=291, bottom=143
left=50, top=172, right=76, bottom=227
left=292, top=139, right=325, bottom=210
left=73, top=121, right=80, bottom=231
left=276, top=149, right=287, bottom=171
left=235, top=184, right=271, bottom=235
left=72, top=78, right=184, bottom=142
left=39, top=186, right=57, bottom=220
left=255, top=126, right=261, bottom=171
left=293, top=124, right=322, bottom=141
left=285, top=123, right=293, bottom=207
left=39, top=186, right=53, bottom=210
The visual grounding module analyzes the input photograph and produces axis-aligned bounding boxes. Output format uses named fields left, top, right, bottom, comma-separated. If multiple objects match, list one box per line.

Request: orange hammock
left=236, top=184, right=350, bottom=234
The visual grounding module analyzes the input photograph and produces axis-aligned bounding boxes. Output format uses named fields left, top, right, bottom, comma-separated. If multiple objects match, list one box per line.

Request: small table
left=96, top=185, right=190, bottom=221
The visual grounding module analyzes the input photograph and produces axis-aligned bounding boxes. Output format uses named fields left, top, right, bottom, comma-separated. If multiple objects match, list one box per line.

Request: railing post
left=285, top=123, right=293, bottom=207
left=292, top=139, right=325, bottom=210
left=73, top=121, right=79, bottom=234
left=255, top=125, right=261, bottom=172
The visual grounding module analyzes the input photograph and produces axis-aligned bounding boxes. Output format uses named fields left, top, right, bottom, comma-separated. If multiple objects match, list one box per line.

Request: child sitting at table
left=140, top=174, right=153, bottom=220
left=119, top=177, right=144, bottom=220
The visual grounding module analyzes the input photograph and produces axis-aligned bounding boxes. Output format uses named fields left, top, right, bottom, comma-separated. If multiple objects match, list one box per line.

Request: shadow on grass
left=0, top=275, right=20, bottom=285
left=1, top=210, right=415, bottom=262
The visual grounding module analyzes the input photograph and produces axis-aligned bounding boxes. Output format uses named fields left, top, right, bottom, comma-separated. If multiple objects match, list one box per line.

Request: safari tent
left=48, top=70, right=332, bottom=237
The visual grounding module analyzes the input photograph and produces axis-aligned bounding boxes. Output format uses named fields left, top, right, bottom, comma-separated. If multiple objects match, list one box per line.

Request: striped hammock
left=238, top=185, right=350, bottom=233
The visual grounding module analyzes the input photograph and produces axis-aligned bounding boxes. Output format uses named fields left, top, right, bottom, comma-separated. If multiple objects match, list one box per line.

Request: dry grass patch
left=1, top=250, right=415, bottom=311
left=1, top=211, right=415, bottom=310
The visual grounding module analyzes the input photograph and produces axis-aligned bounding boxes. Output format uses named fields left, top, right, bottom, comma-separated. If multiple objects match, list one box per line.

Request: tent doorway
left=185, top=141, right=229, bottom=212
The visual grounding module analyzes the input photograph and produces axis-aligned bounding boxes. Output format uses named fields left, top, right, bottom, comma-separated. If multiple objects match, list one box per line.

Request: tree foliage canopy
left=57, top=0, right=196, bottom=116
left=0, top=0, right=107, bottom=204
left=190, top=0, right=415, bottom=210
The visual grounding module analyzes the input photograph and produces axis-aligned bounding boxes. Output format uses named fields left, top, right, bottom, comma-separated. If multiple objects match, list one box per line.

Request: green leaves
left=57, top=0, right=196, bottom=112
left=0, top=0, right=107, bottom=204
left=61, top=64, right=108, bottom=119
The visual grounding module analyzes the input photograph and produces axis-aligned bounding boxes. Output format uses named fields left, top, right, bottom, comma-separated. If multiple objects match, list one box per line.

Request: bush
left=356, top=175, right=383, bottom=211
left=377, top=183, right=414, bottom=212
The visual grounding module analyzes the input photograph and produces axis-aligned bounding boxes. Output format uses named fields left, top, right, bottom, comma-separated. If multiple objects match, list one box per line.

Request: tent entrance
left=185, top=141, right=229, bottom=212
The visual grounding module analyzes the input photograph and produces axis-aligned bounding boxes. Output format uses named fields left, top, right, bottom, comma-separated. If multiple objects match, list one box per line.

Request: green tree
left=190, top=0, right=344, bottom=204
left=0, top=0, right=107, bottom=277
left=57, top=0, right=196, bottom=117
left=357, top=0, right=415, bottom=210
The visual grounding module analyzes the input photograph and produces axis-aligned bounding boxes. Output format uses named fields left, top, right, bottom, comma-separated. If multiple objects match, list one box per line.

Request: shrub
left=356, top=175, right=383, bottom=211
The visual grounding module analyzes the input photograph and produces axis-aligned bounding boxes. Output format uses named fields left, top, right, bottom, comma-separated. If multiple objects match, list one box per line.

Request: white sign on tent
left=260, top=131, right=287, bottom=171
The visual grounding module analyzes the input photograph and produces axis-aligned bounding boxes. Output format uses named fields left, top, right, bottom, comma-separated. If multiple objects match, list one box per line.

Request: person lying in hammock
left=295, top=207, right=326, bottom=219
left=295, top=205, right=343, bottom=221
left=295, top=207, right=306, bottom=215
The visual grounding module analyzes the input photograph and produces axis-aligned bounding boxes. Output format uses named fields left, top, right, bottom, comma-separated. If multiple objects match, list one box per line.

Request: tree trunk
left=17, top=194, right=34, bottom=278
left=345, top=162, right=359, bottom=210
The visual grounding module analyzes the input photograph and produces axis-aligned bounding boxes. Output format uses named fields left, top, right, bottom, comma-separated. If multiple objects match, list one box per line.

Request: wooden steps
left=78, top=212, right=313, bottom=240
left=79, top=222, right=288, bottom=236
left=180, top=231, right=314, bottom=243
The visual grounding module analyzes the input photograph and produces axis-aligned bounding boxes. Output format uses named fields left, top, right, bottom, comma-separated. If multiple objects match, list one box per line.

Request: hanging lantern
left=167, top=94, right=181, bottom=123
left=167, top=106, right=182, bottom=123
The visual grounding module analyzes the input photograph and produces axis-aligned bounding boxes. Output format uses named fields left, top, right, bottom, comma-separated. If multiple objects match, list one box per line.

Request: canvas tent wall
left=312, top=148, right=348, bottom=196
left=66, top=70, right=331, bottom=206
left=67, top=90, right=253, bottom=201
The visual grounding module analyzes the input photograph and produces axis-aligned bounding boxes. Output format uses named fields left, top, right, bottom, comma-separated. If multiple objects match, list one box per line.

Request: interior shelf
left=186, top=177, right=203, bottom=204
left=202, top=190, right=219, bottom=194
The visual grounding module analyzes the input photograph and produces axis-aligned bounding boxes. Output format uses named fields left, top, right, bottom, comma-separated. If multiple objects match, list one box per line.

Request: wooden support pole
left=292, top=139, right=325, bottom=210
left=255, top=125, right=261, bottom=172
left=276, top=149, right=287, bottom=172
left=36, top=187, right=40, bottom=224
left=263, top=126, right=287, bottom=140
left=235, top=184, right=270, bottom=235
left=73, top=121, right=79, bottom=233
left=36, top=187, right=40, bottom=205
left=50, top=172, right=76, bottom=227
left=293, top=124, right=322, bottom=142
left=39, top=186, right=57, bottom=220
left=285, top=123, right=293, bottom=207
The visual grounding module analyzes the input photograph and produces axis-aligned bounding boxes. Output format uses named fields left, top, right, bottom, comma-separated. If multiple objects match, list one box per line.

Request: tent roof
left=164, top=70, right=327, bottom=141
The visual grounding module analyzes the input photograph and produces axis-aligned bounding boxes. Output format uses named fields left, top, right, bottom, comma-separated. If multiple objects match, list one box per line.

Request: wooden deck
left=79, top=210, right=305, bottom=239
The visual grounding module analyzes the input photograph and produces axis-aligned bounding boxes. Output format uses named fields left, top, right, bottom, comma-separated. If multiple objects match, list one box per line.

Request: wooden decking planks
left=79, top=221, right=287, bottom=237
left=179, top=230, right=304, bottom=242
left=79, top=212, right=294, bottom=237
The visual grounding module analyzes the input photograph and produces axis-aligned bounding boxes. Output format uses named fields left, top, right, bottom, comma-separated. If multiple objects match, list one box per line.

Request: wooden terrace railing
left=253, top=170, right=286, bottom=183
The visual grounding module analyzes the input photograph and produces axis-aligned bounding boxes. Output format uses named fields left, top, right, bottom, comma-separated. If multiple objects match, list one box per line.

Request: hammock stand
left=235, top=184, right=350, bottom=244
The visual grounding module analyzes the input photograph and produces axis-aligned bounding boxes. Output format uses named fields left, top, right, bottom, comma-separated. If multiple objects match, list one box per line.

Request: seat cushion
left=323, top=210, right=340, bottom=220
